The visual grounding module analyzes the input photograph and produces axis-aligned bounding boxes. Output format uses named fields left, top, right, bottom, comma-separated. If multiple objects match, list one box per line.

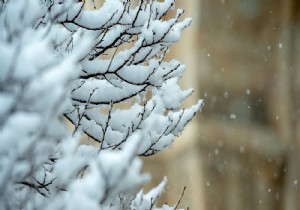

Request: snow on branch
left=0, top=0, right=203, bottom=209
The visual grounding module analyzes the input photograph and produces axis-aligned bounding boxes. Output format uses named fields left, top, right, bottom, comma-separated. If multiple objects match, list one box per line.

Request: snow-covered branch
left=0, top=0, right=203, bottom=209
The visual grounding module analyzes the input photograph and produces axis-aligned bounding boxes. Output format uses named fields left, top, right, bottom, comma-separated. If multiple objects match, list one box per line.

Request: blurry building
left=144, top=0, right=300, bottom=209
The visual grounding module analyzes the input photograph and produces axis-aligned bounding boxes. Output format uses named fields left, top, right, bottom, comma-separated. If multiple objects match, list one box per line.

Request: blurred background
left=143, top=0, right=300, bottom=209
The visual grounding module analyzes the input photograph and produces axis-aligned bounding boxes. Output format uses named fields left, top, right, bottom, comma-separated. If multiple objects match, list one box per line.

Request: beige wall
left=144, top=0, right=300, bottom=209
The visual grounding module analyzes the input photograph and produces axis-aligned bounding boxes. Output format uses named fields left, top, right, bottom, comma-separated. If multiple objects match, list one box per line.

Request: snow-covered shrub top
left=0, top=0, right=203, bottom=209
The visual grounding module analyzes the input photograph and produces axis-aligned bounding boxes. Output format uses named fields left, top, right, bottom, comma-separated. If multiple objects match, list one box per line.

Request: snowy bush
left=0, top=0, right=203, bottom=209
